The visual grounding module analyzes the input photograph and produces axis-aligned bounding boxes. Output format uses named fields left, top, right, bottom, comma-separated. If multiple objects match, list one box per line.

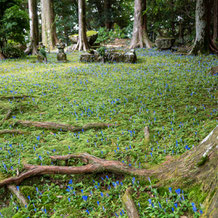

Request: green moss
left=157, top=187, right=169, bottom=196
left=20, top=186, right=36, bottom=199
left=197, top=155, right=209, bottom=167
left=12, top=212, right=26, bottom=218
left=0, top=205, right=16, bottom=218
left=187, top=185, right=207, bottom=205
left=71, top=30, right=97, bottom=38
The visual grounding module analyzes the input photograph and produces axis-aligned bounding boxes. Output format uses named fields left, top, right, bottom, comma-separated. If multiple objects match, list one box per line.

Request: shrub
left=0, top=44, right=25, bottom=58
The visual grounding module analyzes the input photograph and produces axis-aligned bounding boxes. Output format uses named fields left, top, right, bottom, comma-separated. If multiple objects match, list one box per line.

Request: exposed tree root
left=7, top=185, right=28, bottom=207
left=0, top=95, right=31, bottom=100
left=16, top=120, right=116, bottom=132
left=0, top=129, right=26, bottom=135
left=0, top=153, right=153, bottom=187
left=122, top=187, right=139, bottom=218
left=0, top=109, right=12, bottom=125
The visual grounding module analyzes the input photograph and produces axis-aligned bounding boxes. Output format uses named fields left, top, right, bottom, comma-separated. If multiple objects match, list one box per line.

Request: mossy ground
left=0, top=49, right=217, bottom=217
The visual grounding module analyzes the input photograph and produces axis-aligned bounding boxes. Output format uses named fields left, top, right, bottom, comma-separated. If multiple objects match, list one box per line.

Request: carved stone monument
left=37, top=42, right=47, bottom=63
left=57, top=40, right=67, bottom=62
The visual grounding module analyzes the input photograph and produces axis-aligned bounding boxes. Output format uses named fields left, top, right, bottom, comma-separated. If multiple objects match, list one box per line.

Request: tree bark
left=122, top=188, right=140, bottom=218
left=26, top=0, right=39, bottom=55
left=130, top=0, right=152, bottom=49
left=41, top=0, right=58, bottom=50
left=0, top=52, right=5, bottom=60
left=189, top=0, right=211, bottom=54
left=213, top=0, right=218, bottom=42
left=104, top=0, right=112, bottom=30
left=73, top=0, right=89, bottom=51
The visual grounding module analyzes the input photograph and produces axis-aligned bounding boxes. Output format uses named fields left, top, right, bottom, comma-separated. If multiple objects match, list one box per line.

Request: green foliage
left=0, top=43, right=25, bottom=58
left=0, top=2, right=29, bottom=45
left=96, top=25, right=127, bottom=44
left=197, top=155, right=209, bottom=167
left=96, top=46, right=107, bottom=57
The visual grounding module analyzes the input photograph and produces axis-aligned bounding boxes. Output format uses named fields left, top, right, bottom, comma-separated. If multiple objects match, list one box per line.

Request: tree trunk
left=213, top=0, right=218, bottom=42
left=189, top=0, right=211, bottom=54
left=41, top=0, right=58, bottom=50
left=26, top=0, right=39, bottom=55
left=130, top=0, right=152, bottom=49
left=0, top=52, right=5, bottom=60
left=104, top=0, right=112, bottom=30
left=73, top=0, right=89, bottom=51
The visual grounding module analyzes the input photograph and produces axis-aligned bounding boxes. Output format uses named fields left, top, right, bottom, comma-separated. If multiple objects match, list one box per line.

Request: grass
left=0, top=49, right=217, bottom=217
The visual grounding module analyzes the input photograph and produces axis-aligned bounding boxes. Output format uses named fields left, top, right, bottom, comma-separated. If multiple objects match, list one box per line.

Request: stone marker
left=80, top=49, right=137, bottom=63
left=57, top=39, right=67, bottom=62
left=155, top=37, right=175, bottom=50
left=37, top=42, right=47, bottom=63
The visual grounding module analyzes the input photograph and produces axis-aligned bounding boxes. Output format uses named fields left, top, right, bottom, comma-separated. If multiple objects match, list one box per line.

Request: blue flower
left=169, top=187, right=172, bottom=193
left=82, top=195, right=88, bottom=201
left=175, top=188, right=181, bottom=195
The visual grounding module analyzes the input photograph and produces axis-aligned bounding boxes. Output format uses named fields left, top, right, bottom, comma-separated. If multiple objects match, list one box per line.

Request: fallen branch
left=16, top=120, right=116, bottom=132
left=0, top=129, right=26, bottom=135
left=7, top=185, right=28, bottom=207
left=122, top=188, right=139, bottom=218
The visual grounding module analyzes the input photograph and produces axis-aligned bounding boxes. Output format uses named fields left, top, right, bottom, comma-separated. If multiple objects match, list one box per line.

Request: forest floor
left=0, top=49, right=217, bottom=217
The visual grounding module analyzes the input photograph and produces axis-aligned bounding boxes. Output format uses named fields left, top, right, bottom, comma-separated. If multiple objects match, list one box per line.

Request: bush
left=96, top=24, right=128, bottom=44
left=0, top=44, right=25, bottom=58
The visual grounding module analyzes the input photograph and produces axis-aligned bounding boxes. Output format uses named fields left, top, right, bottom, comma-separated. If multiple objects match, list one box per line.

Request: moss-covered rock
left=69, top=30, right=98, bottom=46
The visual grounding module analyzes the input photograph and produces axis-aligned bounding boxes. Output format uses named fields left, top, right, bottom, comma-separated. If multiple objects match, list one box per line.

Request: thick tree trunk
left=0, top=127, right=217, bottom=217
left=213, top=0, right=218, bottom=42
left=73, top=0, right=89, bottom=51
left=41, top=0, right=58, bottom=50
left=104, top=0, right=112, bottom=30
left=26, top=0, right=39, bottom=55
left=189, top=0, right=211, bottom=54
left=130, top=0, right=152, bottom=49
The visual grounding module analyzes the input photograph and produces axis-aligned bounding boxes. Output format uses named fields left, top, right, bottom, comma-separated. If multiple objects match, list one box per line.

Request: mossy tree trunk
left=130, top=0, right=152, bottom=49
left=73, top=0, right=89, bottom=51
left=190, top=0, right=213, bottom=54
left=41, top=0, right=58, bottom=50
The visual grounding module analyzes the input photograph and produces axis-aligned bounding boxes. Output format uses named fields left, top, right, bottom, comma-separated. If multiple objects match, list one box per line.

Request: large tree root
left=16, top=120, right=116, bottom=132
left=0, top=129, right=26, bottom=135
left=122, top=187, right=139, bottom=218
left=0, top=153, right=153, bottom=187
left=7, top=185, right=28, bottom=207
